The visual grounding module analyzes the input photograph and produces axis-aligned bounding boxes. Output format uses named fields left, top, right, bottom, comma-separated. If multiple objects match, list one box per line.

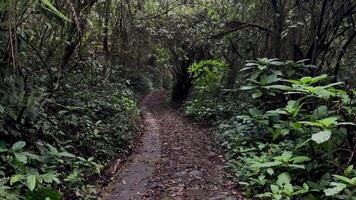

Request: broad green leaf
left=296, top=59, right=310, bottom=63
left=291, top=156, right=311, bottom=164
left=344, top=165, right=354, bottom=177
left=27, top=175, right=37, bottom=191
left=288, top=164, right=306, bottom=169
left=264, top=84, right=292, bottom=91
left=258, top=65, right=267, bottom=70
left=318, top=117, right=338, bottom=128
left=57, top=152, right=75, bottom=158
left=271, top=70, right=283, bottom=76
left=310, top=74, right=328, bottom=84
left=267, top=168, right=274, bottom=175
left=253, top=161, right=282, bottom=168
left=14, top=152, right=27, bottom=163
left=41, top=173, right=60, bottom=184
left=281, top=151, right=293, bottom=162
left=333, top=175, right=352, bottom=184
left=300, top=121, right=322, bottom=128
left=283, top=183, right=294, bottom=195
left=240, top=85, right=256, bottom=90
left=270, top=61, right=284, bottom=66
left=311, top=106, right=328, bottom=120
left=23, top=152, right=41, bottom=161
left=314, top=87, right=331, bottom=99
left=271, top=184, right=279, bottom=194
left=311, top=130, right=331, bottom=144
left=261, top=74, right=281, bottom=85
left=267, top=109, right=288, bottom=115
left=322, top=82, right=343, bottom=89
left=10, top=174, right=24, bottom=185
left=12, top=141, right=26, bottom=151
left=248, top=108, right=260, bottom=117
left=245, top=63, right=259, bottom=67
left=252, top=90, right=263, bottom=99
left=0, top=148, right=9, bottom=153
left=46, top=144, right=58, bottom=154
left=277, top=172, right=291, bottom=186
left=235, top=115, right=252, bottom=120
left=300, top=76, right=312, bottom=84
left=323, top=182, right=347, bottom=196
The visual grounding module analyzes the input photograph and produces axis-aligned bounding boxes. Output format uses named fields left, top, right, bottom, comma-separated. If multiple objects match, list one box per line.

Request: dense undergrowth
left=0, top=63, right=146, bottom=199
left=184, top=59, right=356, bottom=200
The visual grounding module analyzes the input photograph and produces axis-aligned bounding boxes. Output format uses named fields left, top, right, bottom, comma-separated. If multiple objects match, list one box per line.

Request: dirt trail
left=102, top=91, right=243, bottom=200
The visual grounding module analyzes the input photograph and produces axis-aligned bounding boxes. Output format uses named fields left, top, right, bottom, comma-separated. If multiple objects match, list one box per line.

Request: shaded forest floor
left=99, top=91, right=244, bottom=200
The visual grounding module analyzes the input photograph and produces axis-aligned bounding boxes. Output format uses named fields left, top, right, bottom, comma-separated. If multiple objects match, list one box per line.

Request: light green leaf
left=253, top=161, right=282, bottom=168
left=12, top=141, right=26, bottom=151
left=258, top=65, right=267, bottom=70
left=240, top=85, right=256, bottom=90
left=261, top=74, right=281, bottom=85
left=281, top=151, right=293, bottom=162
left=277, top=172, right=291, bottom=186
left=264, top=85, right=292, bottom=91
left=10, top=174, right=24, bottom=185
left=14, top=152, right=27, bottom=163
left=284, top=183, right=294, bottom=195
left=288, top=164, right=306, bottom=169
left=57, top=152, right=75, bottom=158
left=300, top=76, right=312, bottom=84
left=324, top=182, right=347, bottom=196
left=271, top=184, right=279, bottom=194
left=245, top=62, right=259, bottom=67
left=310, top=74, right=328, bottom=84
left=333, top=175, right=352, bottom=185
left=311, top=106, right=328, bottom=120
left=39, top=0, right=70, bottom=22
left=267, top=168, right=274, bottom=175
left=0, top=148, right=9, bottom=153
left=46, top=144, right=58, bottom=154
left=252, top=90, right=263, bottom=99
left=27, top=175, right=37, bottom=191
left=291, top=156, right=311, bottom=164
left=318, top=117, right=338, bottom=128
left=344, top=165, right=354, bottom=177
left=311, top=130, right=331, bottom=144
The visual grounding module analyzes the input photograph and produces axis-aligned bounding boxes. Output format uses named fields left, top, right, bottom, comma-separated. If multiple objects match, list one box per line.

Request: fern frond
left=0, top=177, right=19, bottom=200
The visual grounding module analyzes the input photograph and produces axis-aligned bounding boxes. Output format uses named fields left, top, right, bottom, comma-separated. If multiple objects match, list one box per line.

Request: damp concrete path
left=101, top=91, right=244, bottom=200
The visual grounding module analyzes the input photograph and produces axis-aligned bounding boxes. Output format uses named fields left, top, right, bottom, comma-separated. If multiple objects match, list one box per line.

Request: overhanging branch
left=210, top=21, right=272, bottom=39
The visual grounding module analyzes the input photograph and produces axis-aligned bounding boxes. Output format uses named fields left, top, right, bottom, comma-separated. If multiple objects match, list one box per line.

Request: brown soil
left=100, top=91, right=244, bottom=200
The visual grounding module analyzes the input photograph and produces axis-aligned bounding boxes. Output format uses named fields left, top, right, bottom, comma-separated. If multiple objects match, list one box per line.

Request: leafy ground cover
left=0, top=67, right=142, bottom=199
left=184, top=59, right=356, bottom=200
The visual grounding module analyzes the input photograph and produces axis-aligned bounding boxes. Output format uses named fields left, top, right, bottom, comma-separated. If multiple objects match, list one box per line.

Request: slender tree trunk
left=103, top=0, right=111, bottom=79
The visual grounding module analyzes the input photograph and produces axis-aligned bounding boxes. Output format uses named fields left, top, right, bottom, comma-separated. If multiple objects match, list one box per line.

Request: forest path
left=101, top=91, right=243, bottom=200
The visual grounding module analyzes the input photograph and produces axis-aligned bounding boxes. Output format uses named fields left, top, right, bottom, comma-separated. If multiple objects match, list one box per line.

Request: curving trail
left=101, top=91, right=244, bottom=200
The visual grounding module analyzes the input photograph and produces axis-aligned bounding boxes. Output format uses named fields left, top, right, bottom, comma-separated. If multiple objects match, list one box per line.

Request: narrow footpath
left=101, top=91, right=244, bottom=200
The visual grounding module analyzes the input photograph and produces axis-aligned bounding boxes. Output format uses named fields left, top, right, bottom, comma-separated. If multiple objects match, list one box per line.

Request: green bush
left=186, top=58, right=356, bottom=200
left=218, top=58, right=356, bottom=200
left=184, top=59, right=228, bottom=120
left=0, top=63, right=141, bottom=199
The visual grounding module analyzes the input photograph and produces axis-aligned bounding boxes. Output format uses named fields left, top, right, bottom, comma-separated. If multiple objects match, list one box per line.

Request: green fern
left=0, top=177, right=19, bottom=200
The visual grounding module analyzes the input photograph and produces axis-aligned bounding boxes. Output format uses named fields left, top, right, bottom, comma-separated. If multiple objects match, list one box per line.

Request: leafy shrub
left=184, top=59, right=228, bottom=120
left=0, top=63, right=141, bottom=199
left=219, top=59, right=356, bottom=200
left=187, top=58, right=356, bottom=199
